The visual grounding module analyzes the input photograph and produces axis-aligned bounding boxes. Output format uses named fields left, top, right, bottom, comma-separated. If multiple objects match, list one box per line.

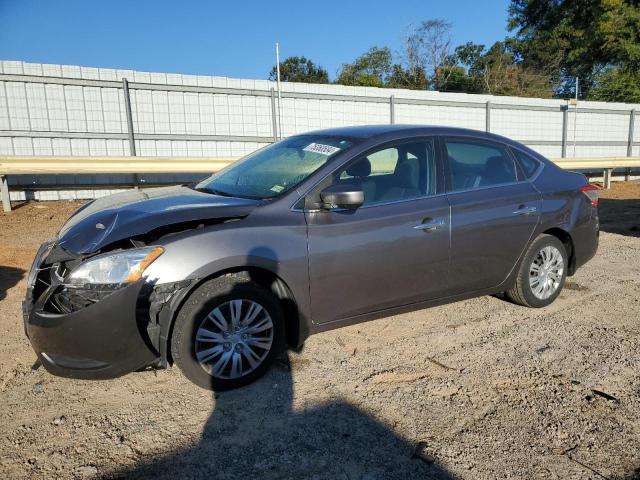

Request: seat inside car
left=480, top=155, right=515, bottom=186
left=344, top=157, right=376, bottom=202
left=378, top=156, right=421, bottom=201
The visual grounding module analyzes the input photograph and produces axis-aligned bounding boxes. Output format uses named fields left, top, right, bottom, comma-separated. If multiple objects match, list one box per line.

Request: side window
left=513, top=149, right=541, bottom=179
left=445, top=139, right=517, bottom=191
left=340, top=147, right=398, bottom=180
left=336, top=140, right=436, bottom=205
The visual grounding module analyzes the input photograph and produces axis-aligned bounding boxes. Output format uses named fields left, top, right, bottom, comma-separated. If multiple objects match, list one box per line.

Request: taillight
left=579, top=184, right=598, bottom=207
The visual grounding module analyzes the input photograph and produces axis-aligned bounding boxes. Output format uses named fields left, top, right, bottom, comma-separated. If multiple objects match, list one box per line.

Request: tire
left=171, top=273, right=285, bottom=391
left=506, top=234, right=568, bottom=308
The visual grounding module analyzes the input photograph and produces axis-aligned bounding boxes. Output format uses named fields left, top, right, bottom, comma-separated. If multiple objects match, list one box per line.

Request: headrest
left=395, top=158, right=419, bottom=189
left=486, top=155, right=507, bottom=169
left=483, top=155, right=514, bottom=184
left=346, top=157, right=371, bottom=177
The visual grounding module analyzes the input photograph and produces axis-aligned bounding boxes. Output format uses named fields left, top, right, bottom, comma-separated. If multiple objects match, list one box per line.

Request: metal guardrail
left=552, top=157, right=640, bottom=169
left=0, top=156, right=235, bottom=174
left=2, top=155, right=640, bottom=212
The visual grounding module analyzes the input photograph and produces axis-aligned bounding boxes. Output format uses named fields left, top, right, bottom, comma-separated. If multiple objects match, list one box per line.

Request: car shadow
left=598, top=197, right=640, bottom=237
left=0, top=266, right=25, bottom=302
left=623, top=466, right=640, bottom=479
left=110, top=353, right=455, bottom=479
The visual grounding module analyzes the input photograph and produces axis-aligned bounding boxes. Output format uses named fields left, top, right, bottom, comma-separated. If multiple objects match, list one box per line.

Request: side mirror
left=320, top=184, right=364, bottom=210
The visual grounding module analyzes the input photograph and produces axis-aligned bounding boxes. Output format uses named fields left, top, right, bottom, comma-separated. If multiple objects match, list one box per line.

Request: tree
left=269, top=56, right=328, bottom=84
left=403, top=19, right=455, bottom=90
left=589, top=67, right=640, bottom=103
left=508, top=0, right=640, bottom=100
left=335, top=47, right=393, bottom=87
left=445, top=41, right=551, bottom=97
left=386, top=63, right=428, bottom=90
left=453, top=42, right=486, bottom=92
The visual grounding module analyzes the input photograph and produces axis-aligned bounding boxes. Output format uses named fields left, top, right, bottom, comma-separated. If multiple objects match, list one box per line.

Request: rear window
left=513, top=149, right=541, bottom=179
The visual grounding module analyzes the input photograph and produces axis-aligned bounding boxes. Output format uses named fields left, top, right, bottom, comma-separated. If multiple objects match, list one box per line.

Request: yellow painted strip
left=0, top=155, right=639, bottom=175
left=0, top=156, right=238, bottom=174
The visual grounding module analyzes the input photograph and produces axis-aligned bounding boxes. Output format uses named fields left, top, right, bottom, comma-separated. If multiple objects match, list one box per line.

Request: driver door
left=305, top=138, right=451, bottom=324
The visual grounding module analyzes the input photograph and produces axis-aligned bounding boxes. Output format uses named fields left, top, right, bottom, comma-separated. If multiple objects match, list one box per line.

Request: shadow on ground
left=0, top=266, right=25, bottom=302
left=598, top=197, right=640, bottom=237
left=109, top=355, right=455, bottom=480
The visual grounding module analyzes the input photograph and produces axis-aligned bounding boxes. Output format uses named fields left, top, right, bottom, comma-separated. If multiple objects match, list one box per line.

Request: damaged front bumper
left=24, top=280, right=158, bottom=379
left=23, top=242, right=197, bottom=380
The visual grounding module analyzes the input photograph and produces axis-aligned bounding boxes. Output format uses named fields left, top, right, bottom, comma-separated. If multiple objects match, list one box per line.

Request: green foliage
left=386, top=64, right=428, bottom=90
left=589, top=67, right=640, bottom=103
left=335, top=47, right=394, bottom=87
left=435, top=64, right=481, bottom=93
left=269, top=56, right=329, bottom=84
left=269, top=2, right=640, bottom=102
left=508, top=0, right=640, bottom=99
left=443, top=41, right=551, bottom=97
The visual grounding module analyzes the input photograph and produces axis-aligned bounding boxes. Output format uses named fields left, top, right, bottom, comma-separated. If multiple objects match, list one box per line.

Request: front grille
left=32, top=267, right=54, bottom=303
left=27, top=241, right=56, bottom=303
left=47, top=285, right=120, bottom=314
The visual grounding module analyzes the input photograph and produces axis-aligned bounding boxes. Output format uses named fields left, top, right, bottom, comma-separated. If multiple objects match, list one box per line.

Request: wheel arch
left=541, top=227, right=576, bottom=275
left=162, top=266, right=304, bottom=367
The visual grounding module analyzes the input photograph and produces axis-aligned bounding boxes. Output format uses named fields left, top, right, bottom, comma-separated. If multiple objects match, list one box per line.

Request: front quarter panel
left=142, top=208, right=311, bottom=323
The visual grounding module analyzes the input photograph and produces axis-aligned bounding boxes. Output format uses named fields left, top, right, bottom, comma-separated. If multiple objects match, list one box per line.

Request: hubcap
left=529, top=245, right=564, bottom=300
left=194, top=299, right=274, bottom=379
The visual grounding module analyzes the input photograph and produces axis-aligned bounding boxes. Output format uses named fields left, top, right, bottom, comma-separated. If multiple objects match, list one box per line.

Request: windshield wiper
left=191, top=185, right=236, bottom=197
left=187, top=183, right=268, bottom=201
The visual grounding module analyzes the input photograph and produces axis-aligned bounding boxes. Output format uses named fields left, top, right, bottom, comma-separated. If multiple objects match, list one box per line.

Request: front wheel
left=506, top=234, right=568, bottom=308
left=171, top=274, right=285, bottom=391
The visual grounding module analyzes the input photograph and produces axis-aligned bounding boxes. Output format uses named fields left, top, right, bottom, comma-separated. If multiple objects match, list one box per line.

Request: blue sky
left=0, top=0, right=511, bottom=79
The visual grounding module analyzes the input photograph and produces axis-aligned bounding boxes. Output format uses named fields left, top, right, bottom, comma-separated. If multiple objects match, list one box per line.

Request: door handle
left=413, top=219, right=445, bottom=232
left=513, top=206, right=537, bottom=216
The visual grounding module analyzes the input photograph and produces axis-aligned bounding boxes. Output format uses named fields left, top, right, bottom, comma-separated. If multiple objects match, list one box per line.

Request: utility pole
left=572, top=76, right=578, bottom=157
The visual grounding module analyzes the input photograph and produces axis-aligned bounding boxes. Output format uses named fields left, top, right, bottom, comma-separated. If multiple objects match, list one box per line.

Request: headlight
left=66, top=247, right=164, bottom=286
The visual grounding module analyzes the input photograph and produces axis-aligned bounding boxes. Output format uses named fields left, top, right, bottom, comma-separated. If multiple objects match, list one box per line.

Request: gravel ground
left=0, top=183, right=639, bottom=480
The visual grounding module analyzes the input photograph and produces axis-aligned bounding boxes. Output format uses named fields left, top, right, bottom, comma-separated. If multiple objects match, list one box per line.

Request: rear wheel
left=506, top=234, right=567, bottom=308
left=171, top=274, right=284, bottom=390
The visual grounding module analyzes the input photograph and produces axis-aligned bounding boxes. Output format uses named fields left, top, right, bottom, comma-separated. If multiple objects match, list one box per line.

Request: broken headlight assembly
left=66, top=246, right=164, bottom=286
left=46, top=247, right=164, bottom=314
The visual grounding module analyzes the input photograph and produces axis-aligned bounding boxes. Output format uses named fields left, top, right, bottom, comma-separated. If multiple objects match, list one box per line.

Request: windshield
left=196, top=135, right=354, bottom=199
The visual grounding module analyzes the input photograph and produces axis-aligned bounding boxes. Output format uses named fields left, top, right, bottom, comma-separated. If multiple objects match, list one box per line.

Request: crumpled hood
left=56, top=185, right=261, bottom=254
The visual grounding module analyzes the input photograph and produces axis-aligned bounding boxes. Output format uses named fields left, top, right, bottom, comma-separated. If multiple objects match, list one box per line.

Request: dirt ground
left=0, top=182, right=639, bottom=480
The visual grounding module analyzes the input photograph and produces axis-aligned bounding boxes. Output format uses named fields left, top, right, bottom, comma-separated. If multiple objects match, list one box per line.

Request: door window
left=445, top=140, right=517, bottom=191
left=512, top=148, right=542, bottom=179
left=335, top=140, right=436, bottom=205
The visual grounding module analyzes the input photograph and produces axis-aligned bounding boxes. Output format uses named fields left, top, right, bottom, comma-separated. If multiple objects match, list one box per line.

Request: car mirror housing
left=320, top=184, right=364, bottom=210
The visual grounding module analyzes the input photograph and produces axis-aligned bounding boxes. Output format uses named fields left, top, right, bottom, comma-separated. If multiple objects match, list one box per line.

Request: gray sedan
left=23, top=125, right=599, bottom=390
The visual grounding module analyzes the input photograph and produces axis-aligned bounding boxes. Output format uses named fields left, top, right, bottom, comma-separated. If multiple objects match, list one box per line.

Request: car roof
left=300, top=124, right=516, bottom=143
left=295, top=124, right=551, bottom=164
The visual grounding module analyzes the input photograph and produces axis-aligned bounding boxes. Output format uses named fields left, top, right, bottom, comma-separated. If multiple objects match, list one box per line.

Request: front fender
left=142, top=215, right=311, bottom=336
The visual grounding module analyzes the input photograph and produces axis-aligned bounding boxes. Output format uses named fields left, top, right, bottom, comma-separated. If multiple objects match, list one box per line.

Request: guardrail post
left=561, top=104, right=568, bottom=158
left=122, top=78, right=139, bottom=188
left=390, top=95, right=396, bottom=124
left=1, top=175, right=10, bottom=212
left=485, top=101, right=491, bottom=132
left=603, top=168, right=612, bottom=189
left=626, top=109, right=635, bottom=181
left=270, top=88, right=278, bottom=142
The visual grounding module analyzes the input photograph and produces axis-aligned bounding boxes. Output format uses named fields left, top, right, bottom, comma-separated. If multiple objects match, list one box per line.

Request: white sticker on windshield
left=303, top=143, right=341, bottom=156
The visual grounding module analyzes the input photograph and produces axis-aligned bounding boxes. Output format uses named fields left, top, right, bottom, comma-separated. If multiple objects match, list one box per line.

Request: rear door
left=305, top=138, right=451, bottom=324
left=443, top=136, right=541, bottom=294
